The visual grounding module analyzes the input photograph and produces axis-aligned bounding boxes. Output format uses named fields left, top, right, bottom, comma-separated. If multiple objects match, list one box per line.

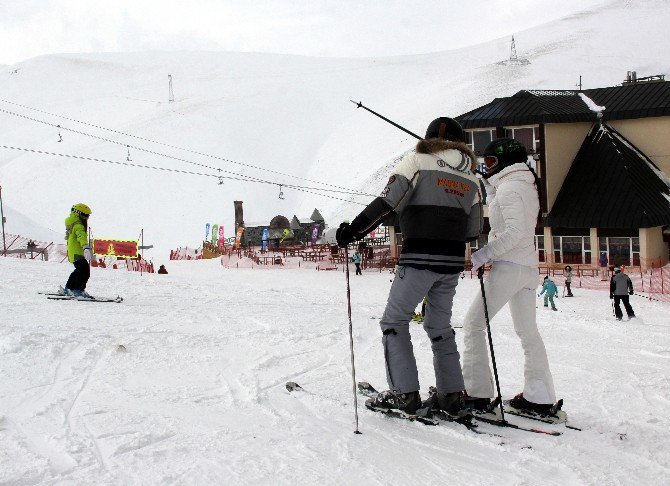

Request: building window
left=535, top=234, right=545, bottom=262
left=552, top=235, right=591, bottom=264
left=598, top=237, right=640, bottom=266
left=465, top=129, right=495, bottom=155
left=505, top=126, right=540, bottom=153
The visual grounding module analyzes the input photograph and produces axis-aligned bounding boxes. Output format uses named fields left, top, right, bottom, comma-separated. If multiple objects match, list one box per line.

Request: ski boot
left=508, top=393, right=553, bottom=415
left=367, top=390, right=422, bottom=414
left=424, top=387, right=473, bottom=421
left=464, top=393, right=494, bottom=413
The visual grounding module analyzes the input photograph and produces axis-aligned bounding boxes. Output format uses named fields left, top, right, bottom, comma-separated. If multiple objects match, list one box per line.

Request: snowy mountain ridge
left=0, top=0, right=668, bottom=259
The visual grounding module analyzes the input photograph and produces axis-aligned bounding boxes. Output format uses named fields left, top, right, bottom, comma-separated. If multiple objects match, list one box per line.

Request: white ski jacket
left=484, top=163, right=539, bottom=268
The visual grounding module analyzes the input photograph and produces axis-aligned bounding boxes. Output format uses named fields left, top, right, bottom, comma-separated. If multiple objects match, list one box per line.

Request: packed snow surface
left=1, top=257, right=669, bottom=484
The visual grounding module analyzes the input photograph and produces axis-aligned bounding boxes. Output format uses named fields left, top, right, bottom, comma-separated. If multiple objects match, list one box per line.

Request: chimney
left=234, top=201, right=244, bottom=228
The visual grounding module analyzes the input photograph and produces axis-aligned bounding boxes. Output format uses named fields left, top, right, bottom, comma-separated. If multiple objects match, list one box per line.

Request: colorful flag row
left=205, top=223, right=225, bottom=248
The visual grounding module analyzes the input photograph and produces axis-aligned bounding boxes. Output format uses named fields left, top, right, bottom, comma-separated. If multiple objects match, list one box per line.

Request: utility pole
left=0, top=185, right=6, bottom=254
left=576, top=75, right=583, bottom=91
left=168, top=74, right=175, bottom=103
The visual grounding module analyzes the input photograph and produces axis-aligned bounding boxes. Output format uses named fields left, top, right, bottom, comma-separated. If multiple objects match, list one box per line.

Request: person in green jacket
left=64, top=203, right=93, bottom=297
left=538, top=276, right=558, bottom=311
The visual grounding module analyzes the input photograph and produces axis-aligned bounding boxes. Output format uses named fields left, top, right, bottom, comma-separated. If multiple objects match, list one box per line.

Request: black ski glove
left=336, top=222, right=357, bottom=248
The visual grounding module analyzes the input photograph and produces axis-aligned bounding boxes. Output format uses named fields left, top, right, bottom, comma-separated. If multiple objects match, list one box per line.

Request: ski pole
left=350, top=101, right=423, bottom=140
left=478, top=267, right=506, bottom=422
left=344, top=245, right=362, bottom=434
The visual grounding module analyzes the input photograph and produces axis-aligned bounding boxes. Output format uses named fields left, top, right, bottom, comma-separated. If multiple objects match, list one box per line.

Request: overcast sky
left=1, top=0, right=608, bottom=65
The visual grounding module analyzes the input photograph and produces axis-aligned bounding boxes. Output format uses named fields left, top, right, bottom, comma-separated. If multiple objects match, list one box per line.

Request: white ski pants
left=462, top=261, right=556, bottom=404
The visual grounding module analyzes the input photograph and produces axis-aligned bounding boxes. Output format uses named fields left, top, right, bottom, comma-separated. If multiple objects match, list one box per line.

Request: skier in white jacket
left=463, top=138, right=557, bottom=414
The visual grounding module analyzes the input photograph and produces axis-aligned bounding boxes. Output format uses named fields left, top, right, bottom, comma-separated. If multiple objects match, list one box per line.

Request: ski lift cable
left=0, top=144, right=367, bottom=206
left=0, top=107, right=375, bottom=198
left=0, top=98, right=371, bottom=195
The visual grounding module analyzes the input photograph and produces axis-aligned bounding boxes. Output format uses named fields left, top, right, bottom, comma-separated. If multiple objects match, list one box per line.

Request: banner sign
left=205, top=223, right=211, bottom=240
left=311, top=223, right=320, bottom=245
left=261, top=228, right=268, bottom=250
left=92, top=239, right=138, bottom=258
left=279, top=228, right=290, bottom=243
left=217, top=225, right=225, bottom=249
left=211, top=224, right=218, bottom=245
left=234, top=226, right=245, bottom=249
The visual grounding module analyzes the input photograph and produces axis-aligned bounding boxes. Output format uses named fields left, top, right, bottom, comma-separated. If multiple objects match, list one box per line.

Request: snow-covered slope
left=1, top=257, right=669, bottom=483
left=0, top=0, right=668, bottom=259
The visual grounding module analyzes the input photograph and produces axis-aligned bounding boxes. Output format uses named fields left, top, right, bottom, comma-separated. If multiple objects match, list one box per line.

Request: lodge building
left=453, top=74, right=670, bottom=271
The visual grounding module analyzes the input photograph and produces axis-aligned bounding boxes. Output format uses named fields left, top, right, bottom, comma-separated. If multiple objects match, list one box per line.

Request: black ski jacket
left=349, top=139, right=482, bottom=274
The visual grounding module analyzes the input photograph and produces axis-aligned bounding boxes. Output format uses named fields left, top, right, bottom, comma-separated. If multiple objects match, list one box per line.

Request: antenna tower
left=168, top=74, right=175, bottom=103
left=510, top=36, right=518, bottom=62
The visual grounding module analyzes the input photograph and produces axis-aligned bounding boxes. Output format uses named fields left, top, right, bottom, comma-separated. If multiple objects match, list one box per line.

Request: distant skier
left=539, top=276, right=558, bottom=311
left=352, top=250, right=362, bottom=275
left=462, top=138, right=557, bottom=415
left=64, top=203, right=93, bottom=297
left=157, top=264, right=168, bottom=274
left=610, top=266, right=635, bottom=320
left=599, top=252, right=609, bottom=281
left=336, top=116, right=482, bottom=417
left=564, top=265, right=574, bottom=297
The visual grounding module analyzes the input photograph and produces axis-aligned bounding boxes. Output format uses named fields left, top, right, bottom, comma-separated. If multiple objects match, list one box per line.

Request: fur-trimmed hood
left=415, top=139, right=478, bottom=171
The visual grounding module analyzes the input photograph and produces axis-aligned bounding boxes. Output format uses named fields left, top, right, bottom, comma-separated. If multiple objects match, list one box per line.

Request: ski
left=356, top=381, right=380, bottom=399
left=501, top=399, right=581, bottom=431
left=503, top=398, right=566, bottom=424
left=47, top=295, right=123, bottom=303
left=286, top=381, right=304, bottom=392
left=40, top=288, right=123, bottom=303
left=468, top=398, right=561, bottom=435
left=365, top=403, right=441, bottom=426
left=472, top=414, right=561, bottom=436
left=38, top=290, right=68, bottom=296
left=357, top=382, right=489, bottom=434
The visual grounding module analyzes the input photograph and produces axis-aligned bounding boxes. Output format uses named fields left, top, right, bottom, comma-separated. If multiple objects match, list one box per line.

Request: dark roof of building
left=547, top=123, right=670, bottom=229
left=456, top=81, right=670, bottom=129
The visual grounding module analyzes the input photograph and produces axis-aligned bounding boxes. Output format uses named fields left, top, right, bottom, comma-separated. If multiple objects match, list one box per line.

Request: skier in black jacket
left=610, top=266, right=635, bottom=320
left=337, top=117, right=482, bottom=417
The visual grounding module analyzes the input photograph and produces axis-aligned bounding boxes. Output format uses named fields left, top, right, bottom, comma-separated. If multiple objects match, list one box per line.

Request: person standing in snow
left=610, top=266, right=635, bottom=321
left=64, top=203, right=93, bottom=297
left=539, top=276, right=558, bottom=311
left=462, top=138, right=557, bottom=415
left=564, top=265, right=574, bottom=297
left=599, top=252, right=609, bottom=281
left=336, top=117, right=482, bottom=417
left=352, top=250, right=362, bottom=275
